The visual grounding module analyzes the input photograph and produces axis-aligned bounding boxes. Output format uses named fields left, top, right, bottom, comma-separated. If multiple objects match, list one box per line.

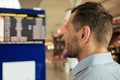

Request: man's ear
left=81, top=26, right=91, bottom=43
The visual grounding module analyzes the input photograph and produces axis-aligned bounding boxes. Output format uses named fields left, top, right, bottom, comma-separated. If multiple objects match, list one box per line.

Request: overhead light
left=0, top=0, right=21, bottom=9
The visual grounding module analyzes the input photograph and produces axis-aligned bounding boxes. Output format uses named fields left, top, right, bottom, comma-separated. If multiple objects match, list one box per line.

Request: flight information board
left=0, top=8, right=45, bottom=44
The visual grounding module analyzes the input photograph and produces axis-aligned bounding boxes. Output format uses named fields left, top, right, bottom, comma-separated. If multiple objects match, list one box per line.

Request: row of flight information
left=0, top=12, right=45, bottom=44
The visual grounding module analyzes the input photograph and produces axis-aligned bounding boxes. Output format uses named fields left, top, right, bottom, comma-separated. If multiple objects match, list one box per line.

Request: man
left=61, top=2, right=120, bottom=80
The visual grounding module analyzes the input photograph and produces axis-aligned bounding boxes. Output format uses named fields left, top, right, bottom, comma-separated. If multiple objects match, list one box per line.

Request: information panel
left=0, top=8, right=46, bottom=80
left=0, top=8, right=45, bottom=43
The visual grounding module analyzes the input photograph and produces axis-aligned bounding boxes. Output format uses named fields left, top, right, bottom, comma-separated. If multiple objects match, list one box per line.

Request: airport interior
left=0, top=0, right=120, bottom=80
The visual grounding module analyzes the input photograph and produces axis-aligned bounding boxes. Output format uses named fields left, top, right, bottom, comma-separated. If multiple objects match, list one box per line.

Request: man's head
left=62, top=2, right=113, bottom=59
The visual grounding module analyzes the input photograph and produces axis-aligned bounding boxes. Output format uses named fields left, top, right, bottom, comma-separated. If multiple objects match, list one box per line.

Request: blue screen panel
left=0, top=44, right=46, bottom=80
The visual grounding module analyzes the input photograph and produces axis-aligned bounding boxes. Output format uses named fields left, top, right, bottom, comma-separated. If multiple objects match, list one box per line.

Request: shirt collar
left=71, top=52, right=114, bottom=76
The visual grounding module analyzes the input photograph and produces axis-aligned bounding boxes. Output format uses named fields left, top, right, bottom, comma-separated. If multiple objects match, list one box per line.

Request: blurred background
left=0, top=0, right=120, bottom=80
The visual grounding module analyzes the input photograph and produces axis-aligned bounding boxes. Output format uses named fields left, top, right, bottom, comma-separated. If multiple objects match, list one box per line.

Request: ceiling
left=19, top=0, right=120, bottom=40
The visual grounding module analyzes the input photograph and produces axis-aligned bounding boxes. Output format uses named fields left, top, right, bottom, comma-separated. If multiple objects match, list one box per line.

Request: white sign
left=3, top=61, right=35, bottom=80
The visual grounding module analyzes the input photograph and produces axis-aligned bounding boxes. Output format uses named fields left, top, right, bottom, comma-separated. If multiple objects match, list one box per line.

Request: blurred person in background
left=52, top=34, right=65, bottom=71
left=108, top=27, right=120, bottom=63
left=61, top=1, right=120, bottom=80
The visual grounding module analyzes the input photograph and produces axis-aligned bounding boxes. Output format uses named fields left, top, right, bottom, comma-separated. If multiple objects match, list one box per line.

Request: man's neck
left=77, top=47, right=108, bottom=61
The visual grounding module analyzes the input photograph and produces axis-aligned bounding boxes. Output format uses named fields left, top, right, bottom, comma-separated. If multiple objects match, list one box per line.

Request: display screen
left=0, top=8, right=45, bottom=44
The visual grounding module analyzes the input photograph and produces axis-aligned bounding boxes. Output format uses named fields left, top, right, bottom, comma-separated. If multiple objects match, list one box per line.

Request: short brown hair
left=72, top=2, right=113, bottom=47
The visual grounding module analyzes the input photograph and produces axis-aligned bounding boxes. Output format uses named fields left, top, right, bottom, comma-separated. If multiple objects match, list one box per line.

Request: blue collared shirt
left=71, top=53, right=120, bottom=80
